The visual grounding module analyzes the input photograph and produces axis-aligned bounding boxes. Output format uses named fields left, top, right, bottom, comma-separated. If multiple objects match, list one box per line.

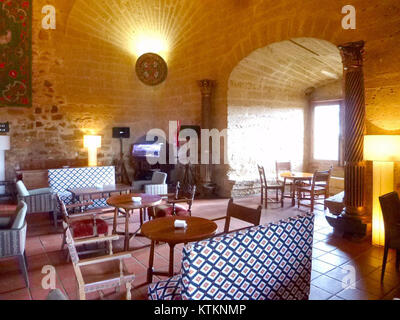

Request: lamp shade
left=364, top=135, right=400, bottom=162
left=0, top=135, right=10, bottom=151
left=84, top=135, right=101, bottom=149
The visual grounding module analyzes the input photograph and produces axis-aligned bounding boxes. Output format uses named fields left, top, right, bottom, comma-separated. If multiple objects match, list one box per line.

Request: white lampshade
left=0, top=136, right=10, bottom=151
left=83, top=135, right=101, bottom=149
left=364, top=135, right=400, bottom=162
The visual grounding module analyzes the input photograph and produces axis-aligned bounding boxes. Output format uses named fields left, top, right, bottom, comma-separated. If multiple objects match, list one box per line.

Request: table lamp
left=364, top=135, right=400, bottom=246
left=84, top=135, right=101, bottom=167
left=0, top=136, right=10, bottom=194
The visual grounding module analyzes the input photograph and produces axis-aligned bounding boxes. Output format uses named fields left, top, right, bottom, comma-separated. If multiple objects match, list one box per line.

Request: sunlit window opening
left=313, top=104, right=340, bottom=161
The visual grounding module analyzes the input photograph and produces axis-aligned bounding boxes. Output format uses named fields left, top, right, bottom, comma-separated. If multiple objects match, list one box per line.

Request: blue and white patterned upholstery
left=49, top=166, right=115, bottom=209
left=148, top=213, right=314, bottom=300
left=148, top=275, right=182, bottom=300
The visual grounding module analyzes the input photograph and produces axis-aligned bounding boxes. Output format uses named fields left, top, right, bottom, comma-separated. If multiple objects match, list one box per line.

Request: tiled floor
left=1, top=196, right=400, bottom=300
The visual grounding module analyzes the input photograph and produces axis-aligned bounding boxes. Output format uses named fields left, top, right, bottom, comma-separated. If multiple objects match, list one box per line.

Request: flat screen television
left=132, top=143, right=163, bottom=158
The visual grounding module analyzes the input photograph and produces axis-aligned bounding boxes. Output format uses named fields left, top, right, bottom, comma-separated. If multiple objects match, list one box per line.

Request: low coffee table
left=141, top=216, right=218, bottom=283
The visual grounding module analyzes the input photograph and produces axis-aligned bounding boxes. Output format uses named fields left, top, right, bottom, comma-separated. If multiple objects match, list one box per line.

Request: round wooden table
left=141, top=216, right=218, bottom=283
left=280, top=172, right=313, bottom=206
left=107, top=193, right=162, bottom=251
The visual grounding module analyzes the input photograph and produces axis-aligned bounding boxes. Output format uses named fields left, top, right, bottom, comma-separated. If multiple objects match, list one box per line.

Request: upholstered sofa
left=132, top=171, right=167, bottom=195
left=148, top=212, right=314, bottom=300
left=49, top=166, right=116, bottom=214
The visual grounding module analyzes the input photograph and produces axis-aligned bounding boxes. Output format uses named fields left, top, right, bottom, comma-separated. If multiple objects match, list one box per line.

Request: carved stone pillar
left=326, top=41, right=371, bottom=238
left=198, top=79, right=216, bottom=197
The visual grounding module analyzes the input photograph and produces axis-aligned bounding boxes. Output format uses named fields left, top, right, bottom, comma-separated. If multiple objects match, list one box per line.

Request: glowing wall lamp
left=0, top=135, right=10, bottom=194
left=364, top=135, right=400, bottom=246
left=84, top=135, right=101, bottom=167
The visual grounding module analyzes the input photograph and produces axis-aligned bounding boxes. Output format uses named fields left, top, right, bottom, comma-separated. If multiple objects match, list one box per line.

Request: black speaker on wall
left=179, top=125, right=201, bottom=137
left=112, top=127, right=130, bottom=139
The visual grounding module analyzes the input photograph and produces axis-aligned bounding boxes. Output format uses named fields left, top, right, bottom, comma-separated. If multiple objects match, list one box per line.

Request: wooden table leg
left=147, top=240, right=155, bottom=283
left=291, top=179, right=296, bottom=206
left=124, top=210, right=130, bottom=251
left=112, top=208, right=118, bottom=234
left=169, top=243, right=175, bottom=277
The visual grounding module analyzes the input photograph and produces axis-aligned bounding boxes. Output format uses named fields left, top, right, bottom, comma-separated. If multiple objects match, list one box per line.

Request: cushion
left=70, top=218, right=108, bottom=238
left=151, top=172, right=167, bottom=184
left=154, top=204, right=189, bottom=218
left=16, top=181, right=29, bottom=197
left=11, top=201, right=27, bottom=229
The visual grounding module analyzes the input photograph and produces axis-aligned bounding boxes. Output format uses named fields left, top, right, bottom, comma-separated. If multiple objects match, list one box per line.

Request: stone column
left=198, top=79, right=216, bottom=196
left=326, top=41, right=371, bottom=238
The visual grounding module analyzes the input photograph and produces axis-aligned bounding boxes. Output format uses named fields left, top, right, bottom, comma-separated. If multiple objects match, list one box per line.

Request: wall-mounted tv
left=132, top=143, right=163, bottom=158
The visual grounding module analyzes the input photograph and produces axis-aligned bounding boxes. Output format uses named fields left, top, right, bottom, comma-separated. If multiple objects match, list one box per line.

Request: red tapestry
left=0, top=0, right=32, bottom=107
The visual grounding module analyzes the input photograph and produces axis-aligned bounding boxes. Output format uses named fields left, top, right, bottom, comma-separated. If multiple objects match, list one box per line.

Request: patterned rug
left=0, top=0, right=32, bottom=107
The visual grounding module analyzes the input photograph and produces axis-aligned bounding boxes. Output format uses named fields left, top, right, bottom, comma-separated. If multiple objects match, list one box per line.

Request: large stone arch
left=224, top=37, right=343, bottom=195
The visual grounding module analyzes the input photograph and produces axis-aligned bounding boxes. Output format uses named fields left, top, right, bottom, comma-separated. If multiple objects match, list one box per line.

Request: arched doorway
left=227, top=37, right=343, bottom=194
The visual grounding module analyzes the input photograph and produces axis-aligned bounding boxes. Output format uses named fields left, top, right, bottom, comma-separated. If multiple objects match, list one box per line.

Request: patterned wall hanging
left=0, top=0, right=32, bottom=107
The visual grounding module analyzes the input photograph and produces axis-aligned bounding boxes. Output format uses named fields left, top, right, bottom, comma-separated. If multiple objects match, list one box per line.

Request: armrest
left=74, top=234, right=119, bottom=246
left=65, top=201, right=94, bottom=209
left=167, top=198, right=190, bottom=204
left=66, top=212, right=97, bottom=220
left=28, top=188, right=53, bottom=196
left=77, top=251, right=132, bottom=266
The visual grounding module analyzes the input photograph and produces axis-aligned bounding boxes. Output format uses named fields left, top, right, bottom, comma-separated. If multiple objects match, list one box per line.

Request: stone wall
left=0, top=0, right=398, bottom=200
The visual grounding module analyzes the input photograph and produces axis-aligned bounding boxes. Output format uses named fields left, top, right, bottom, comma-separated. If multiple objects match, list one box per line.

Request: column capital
left=198, top=79, right=215, bottom=97
left=338, top=40, right=365, bottom=71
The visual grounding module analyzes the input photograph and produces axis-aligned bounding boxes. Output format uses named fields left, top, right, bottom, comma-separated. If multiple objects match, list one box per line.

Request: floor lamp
left=364, top=135, right=400, bottom=246
left=0, top=136, right=10, bottom=195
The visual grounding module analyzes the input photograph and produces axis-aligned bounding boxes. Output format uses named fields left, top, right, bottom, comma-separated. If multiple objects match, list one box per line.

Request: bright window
left=313, top=104, right=340, bottom=161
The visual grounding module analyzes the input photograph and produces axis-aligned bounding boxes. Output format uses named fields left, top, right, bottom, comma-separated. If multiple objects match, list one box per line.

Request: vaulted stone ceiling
left=229, top=37, right=343, bottom=95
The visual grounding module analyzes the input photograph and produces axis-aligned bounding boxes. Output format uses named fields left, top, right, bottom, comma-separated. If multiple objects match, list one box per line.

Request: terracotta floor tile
left=317, top=252, right=351, bottom=266
left=311, top=259, right=336, bottom=274
left=309, top=285, right=333, bottom=300
left=311, top=275, right=348, bottom=295
left=336, top=287, right=380, bottom=300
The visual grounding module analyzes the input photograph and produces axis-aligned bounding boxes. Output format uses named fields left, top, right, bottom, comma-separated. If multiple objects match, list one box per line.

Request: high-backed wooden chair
left=275, top=161, right=293, bottom=200
left=257, top=164, right=284, bottom=208
left=213, top=198, right=262, bottom=235
left=379, top=192, right=400, bottom=283
left=58, top=195, right=110, bottom=259
left=152, top=182, right=196, bottom=218
left=297, top=168, right=332, bottom=213
left=63, top=222, right=134, bottom=300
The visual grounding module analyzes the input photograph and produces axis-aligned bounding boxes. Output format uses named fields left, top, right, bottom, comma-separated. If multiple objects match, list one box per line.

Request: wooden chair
left=297, top=168, right=332, bottom=213
left=152, top=182, right=196, bottom=218
left=213, top=198, right=262, bottom=235
left=63, top=222, right=134, bottom=300
left=57, top=195, right=110, bottom=259
left=379, top=192, right=400, bottom=282
left=257, top=164, right=284, bottom=208
left=275, top=161, right=293, bottom=200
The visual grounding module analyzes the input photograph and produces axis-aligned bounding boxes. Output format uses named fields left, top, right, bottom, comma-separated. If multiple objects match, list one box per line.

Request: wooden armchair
left=152, top=182, right=196, bottom=218
left=297, top=168, right=332, bottom=213
left=379, top=192, right=400, bottom=282
left=63, top=222, right=134, bottom=300
left=258, top=164, right=284, bottom=208
left=0, top=201, right=29, bottom=287
left=213, top=198, right=262, bottom=235
left=57, top=195, right=110, bottom=258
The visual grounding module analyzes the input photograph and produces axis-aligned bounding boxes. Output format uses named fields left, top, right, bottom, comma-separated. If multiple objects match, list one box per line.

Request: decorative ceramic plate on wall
left=135, top=53, right=168, bottom=86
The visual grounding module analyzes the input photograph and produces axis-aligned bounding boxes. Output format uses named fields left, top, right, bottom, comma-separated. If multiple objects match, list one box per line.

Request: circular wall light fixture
left=135, top=52, right=168, bottom=86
